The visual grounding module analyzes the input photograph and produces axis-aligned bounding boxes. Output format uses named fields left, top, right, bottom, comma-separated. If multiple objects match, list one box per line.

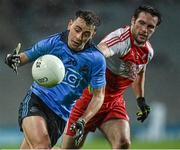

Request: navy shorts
left=18, top=90, right=66, bottom=147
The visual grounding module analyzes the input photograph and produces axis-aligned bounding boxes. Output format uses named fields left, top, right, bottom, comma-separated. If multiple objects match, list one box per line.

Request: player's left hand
left=136, top=97, right=150, bottom=122
left=70, top=118, right=85, bottom=147
left=5, top=43, right=21, bottom=74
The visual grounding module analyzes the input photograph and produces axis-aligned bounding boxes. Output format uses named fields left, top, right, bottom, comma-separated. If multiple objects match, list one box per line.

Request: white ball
left=32, top=54, right=65, bottom=88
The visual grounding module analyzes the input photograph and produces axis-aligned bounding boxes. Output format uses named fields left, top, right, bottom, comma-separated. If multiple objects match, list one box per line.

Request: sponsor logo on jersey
left=118, top=60, right=144, bottom=80
left=63, top=68, right=83, bottom=88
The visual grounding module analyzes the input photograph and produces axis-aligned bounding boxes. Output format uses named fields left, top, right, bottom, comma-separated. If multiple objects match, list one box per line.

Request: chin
left=70, top=44, right=78, bottom=50
left=135, top=39, right=145, bottom=46
left=139, top=40, right=146, bottom=44
left=72, top=46, right=82, bottom=51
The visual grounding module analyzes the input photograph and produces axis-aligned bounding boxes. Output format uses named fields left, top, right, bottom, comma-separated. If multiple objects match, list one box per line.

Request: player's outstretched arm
left=132, top=67, right=151, bottom=122
left=70, top=86, right=105, bottom=146
left=80, top=87, right=105, bottom=123
left=5, top=43, right=29, bottom=74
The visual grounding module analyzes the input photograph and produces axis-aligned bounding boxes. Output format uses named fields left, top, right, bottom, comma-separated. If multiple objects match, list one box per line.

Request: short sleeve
left=90, top=53, right=106, bottom=89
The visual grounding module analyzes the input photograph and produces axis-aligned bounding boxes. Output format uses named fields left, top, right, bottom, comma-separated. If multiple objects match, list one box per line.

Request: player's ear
left=67, top=19, right=73, bottom=30
left=91, top=27, right=97, bottom=38
left=131, top=16, right=135, bottom=26
left=92, top=31, right=96, bottom=37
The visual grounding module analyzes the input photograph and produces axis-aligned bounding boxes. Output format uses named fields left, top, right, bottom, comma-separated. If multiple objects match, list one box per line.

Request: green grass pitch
left=1, top=138, right=180, bottom=149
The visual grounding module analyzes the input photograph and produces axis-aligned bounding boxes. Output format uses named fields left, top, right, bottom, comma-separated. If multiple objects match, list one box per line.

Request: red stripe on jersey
left=120, top=30, right=130, bottom=41
left=108, top=30, right=130, bottom=47
left=106, top=36, right=119, bottom=45
left=107, top=38, right=120, bottom=47
left=105, top=27, right=130, bottom=45
left=101, top=25, right=129, bottom=41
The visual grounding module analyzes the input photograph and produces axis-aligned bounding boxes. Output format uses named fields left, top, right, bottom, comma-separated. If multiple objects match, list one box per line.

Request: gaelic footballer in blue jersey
left=5, top=10, right=106, bottom=149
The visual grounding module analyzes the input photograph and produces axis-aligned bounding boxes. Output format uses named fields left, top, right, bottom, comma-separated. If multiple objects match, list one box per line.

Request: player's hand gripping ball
left=32, top=54, right=65, bottom=88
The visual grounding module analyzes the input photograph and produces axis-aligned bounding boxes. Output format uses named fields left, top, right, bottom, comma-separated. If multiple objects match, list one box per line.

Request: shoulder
left=45, top=33, right=61, bottom=43
left=36, top=33, right=61, bottom=47
left=99, top=26, right=131, bottom=57
left=84, top=43, right=105, bottom=62
left=101, top=26, right=130, bottom=42
left=90, top=45, right=106, bottom=64
left=88, top=43, right=104, bottom=56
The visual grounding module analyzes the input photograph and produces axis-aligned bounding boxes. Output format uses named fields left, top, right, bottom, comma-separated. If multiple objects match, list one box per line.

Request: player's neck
left=133, top=39, right=146, bottom=47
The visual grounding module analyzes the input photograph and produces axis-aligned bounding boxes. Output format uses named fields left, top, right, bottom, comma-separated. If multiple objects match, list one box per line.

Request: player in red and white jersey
left=60, top=5, right=162, bottom=149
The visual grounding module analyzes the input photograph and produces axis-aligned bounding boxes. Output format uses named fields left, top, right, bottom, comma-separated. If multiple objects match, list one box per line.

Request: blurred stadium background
left=0, top=0, right=180, bottom=149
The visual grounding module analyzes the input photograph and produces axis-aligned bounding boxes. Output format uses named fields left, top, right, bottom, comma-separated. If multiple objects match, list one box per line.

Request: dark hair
left=134, top=5, right=162, bottom=26
left=75, top=10, right=101, bottom=27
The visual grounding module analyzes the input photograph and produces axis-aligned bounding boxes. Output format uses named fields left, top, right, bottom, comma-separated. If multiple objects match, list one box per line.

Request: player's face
left=67, top=17, right=96, bottom=51
left=131, top=12, right=158, bottom=46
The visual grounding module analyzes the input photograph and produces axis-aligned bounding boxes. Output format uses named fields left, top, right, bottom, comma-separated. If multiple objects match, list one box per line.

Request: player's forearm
left=132, top=70, right=145, bottom=98
left=81, top=95, right=104, bottom=123
left=80, top=87, right=105, bottom=123
left=97, top=42, right=111, bottom=57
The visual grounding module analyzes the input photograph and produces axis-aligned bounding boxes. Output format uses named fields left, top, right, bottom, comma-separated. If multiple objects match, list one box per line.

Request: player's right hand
left=70, top=118, right=85, bottom=147
left=5, top=43, right=21, bottom=74
left=136, top=97, right=150, bottom=122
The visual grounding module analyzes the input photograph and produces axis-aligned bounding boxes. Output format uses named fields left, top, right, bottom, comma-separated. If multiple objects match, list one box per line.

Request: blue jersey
left=25, top=31, right=106, bottom=121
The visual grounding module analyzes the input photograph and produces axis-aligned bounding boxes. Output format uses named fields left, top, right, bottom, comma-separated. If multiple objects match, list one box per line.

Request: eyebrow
left=75, top=25, right=92, bottom=33
left=75, top=25, right=82, bottom=30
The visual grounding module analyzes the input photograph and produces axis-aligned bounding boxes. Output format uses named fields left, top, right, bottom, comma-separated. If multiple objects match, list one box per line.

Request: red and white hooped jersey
left=100, top=26, right=154, bottom=81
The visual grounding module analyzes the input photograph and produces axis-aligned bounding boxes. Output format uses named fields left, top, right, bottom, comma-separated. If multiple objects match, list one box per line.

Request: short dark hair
left=75, top=10, right=101, bottom=27
left=134, top=5, right=162, bottom=26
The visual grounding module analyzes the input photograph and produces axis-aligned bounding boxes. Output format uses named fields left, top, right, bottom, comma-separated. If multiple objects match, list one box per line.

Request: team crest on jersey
left=66, top=57, right=77, bottom=66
